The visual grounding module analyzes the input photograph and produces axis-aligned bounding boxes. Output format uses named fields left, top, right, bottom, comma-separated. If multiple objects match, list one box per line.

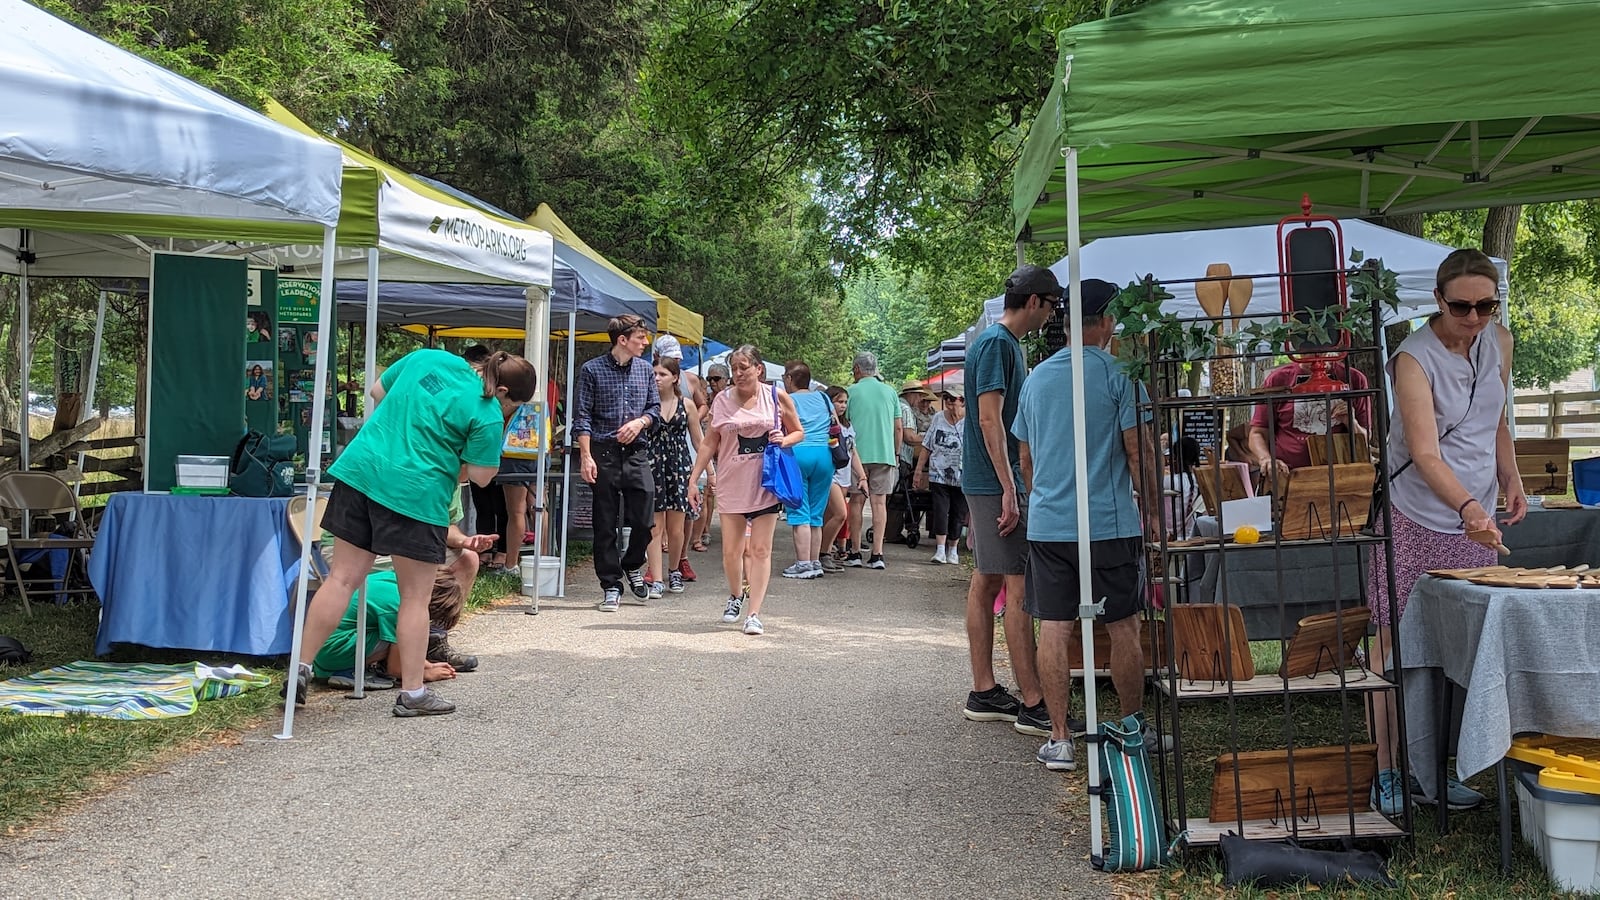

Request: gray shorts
left=863, top=462, right=898, bottom=496
left=965, top=491, right=1029, bottom=575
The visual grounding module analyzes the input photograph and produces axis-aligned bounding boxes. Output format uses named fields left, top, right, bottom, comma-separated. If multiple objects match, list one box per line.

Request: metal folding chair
left=0, top=472, right=98, bottom=615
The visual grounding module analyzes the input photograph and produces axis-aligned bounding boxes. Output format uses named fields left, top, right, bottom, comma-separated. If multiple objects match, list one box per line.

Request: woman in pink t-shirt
left=1247, top=361, right=1372, bottom=477
left=688, top=345, right=802, bottom=635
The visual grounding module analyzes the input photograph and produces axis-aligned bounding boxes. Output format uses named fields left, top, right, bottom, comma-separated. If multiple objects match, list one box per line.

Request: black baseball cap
left=1004, top=263, right=1061, bottom=298
left=1079, top=278, right=1119, bottom=316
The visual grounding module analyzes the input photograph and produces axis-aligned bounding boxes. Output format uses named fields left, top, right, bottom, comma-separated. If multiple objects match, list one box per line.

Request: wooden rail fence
left=1514, top=388, right=1600, bottom=449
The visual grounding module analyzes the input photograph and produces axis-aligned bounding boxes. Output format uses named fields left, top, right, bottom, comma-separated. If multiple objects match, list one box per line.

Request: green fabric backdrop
left=147, top=253, right=247, bottom=491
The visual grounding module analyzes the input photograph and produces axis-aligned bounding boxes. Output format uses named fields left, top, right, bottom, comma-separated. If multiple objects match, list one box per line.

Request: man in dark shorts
left=573, top=314, right=660, bottom=612
left=1012, top=278, right=1158, bottom=770
left=959, top=264, right=1056, bottom=737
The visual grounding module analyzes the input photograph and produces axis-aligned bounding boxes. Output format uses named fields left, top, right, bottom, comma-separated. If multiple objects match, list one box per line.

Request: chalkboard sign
left=1180, top=409, right=1224, bottom=453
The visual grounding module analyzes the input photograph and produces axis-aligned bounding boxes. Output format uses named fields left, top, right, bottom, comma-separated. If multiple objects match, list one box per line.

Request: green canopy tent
left=1007, top=0, right=1600, bottom=863
left=1013, top=0, right=1600, bottom=242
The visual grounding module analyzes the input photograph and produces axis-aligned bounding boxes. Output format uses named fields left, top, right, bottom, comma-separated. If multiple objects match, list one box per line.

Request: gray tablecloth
left=1400, top=575, right=1600, bottom=800
left=1188, top=507, right=1600, bottom=641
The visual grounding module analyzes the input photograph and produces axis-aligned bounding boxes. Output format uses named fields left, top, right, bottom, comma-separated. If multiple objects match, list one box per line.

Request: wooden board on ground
left=1210, top=744, right=1377, bottom=821
left=1278, top=462, right=1374, bottom=539
left=1516, top=437, right=1570, bottom=496
left=1170, top=604, right=1254, bottom=682
left=1280, top=607, right=1370, bottom=679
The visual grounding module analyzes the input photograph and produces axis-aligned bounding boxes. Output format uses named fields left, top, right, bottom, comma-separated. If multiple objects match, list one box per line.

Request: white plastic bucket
left=520, top=556, right=564, bottom=598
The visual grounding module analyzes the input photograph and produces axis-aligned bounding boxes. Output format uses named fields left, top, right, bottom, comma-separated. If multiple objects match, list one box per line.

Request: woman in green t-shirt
left=290, top=349, right=536, bottom=718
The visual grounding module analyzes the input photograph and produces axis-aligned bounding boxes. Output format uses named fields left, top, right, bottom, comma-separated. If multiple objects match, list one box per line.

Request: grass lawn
left=0, top=553, right=543, bottom=835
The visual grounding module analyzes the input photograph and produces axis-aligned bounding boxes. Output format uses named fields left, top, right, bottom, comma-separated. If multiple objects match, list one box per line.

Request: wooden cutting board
left=1278, top=462, right=1374, bottom=539
left=1280, top=607, right=1370, bottom=679
left=1171, top=604, right=1254, bottom=682
left=1211, top=745, right=1377, bottom=821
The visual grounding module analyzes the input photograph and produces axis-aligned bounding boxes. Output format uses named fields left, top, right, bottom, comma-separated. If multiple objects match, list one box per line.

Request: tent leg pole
left=278, top=226, right=341, bottom=740
left=558, top=308, right=576, bottom=598
left=18, top=237, right=30, bottom=473
left=1065, top=147, right=1105, bottom=864
left=525, top=285, right=551, bottom=614
left=364, top=250, right=379, bottom=419
left=73, top=290, right=108, bottom=501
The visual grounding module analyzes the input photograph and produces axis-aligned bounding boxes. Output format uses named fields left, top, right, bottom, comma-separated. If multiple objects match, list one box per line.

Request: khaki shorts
left=863, top=463, right=898, bottom=496
left=965, top=491, right=1029, bottom=576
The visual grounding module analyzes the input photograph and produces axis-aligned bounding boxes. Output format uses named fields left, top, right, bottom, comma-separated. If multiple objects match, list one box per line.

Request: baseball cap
left=1079, top=278, right=1120, bottom=317
left=937, top=383, right=965, bottom=399
left=1004, top=263, right=1061, bottom=299
left=653, top=334, right=683, bottom=360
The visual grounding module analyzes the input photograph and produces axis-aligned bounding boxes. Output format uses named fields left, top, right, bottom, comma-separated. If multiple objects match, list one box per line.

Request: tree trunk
left=1366, top=212, right=1424, bottom=238
left=1482, top=205, right=1522, bottom=262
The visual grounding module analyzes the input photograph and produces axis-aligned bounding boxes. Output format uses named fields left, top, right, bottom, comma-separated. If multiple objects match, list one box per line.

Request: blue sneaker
left=1410, top=773, right=1485, bottom=811
left=1371, top=768, right=1404, bottom=817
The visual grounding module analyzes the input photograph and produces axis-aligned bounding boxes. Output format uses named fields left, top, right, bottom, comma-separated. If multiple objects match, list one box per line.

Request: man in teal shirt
left=1012, top=278, right=1156, bottom=771
left=959, top=264, right=1056, bottom=737
left=845, top=351, right=901, bottom=569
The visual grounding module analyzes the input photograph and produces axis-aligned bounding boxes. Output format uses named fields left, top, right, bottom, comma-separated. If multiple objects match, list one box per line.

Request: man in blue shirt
left=959, top=264, right=1056, bottom=737
left=1012, top=278, right=1156, bottom=771
left=573, top=314, right=661, bottom=611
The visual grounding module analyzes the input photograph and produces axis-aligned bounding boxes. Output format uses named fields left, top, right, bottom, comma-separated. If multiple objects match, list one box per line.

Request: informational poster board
left=276, top=279, right=334, bottom=472
left=1180, top=408, right=1224, bottom=454
left=146, top=252, right=247, bottom=491
left=244, top=267, right=279, bottom=435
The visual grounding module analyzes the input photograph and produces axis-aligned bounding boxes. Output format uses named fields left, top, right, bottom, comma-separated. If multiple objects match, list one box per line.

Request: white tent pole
left=1066, top=147, right=1105, bottom=861
left=350, top=249, right=381, bottom=701
left=72, top=289, right=108, bottom=501
left=558, top=307, right=576, bottom=597
left=278, top=226, right=340, bottom=739
left=526, top=284, right=551, bottom=614
left=364, top=250, right=379, bottom=418
left=17, top=235, right=30, bottom=473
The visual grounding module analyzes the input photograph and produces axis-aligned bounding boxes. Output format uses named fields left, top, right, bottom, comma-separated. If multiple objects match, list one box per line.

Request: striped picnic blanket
left=0, top=662, right=272, bottom=720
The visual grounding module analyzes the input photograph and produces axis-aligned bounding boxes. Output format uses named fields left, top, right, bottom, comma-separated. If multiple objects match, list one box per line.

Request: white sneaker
left=930, top=547, right=947, bottom=564
left=946, top=549, right=961, bottom=566
left=743, top=615, right=764, bottom=635
left=1036, top=738, right=1076, bottom=771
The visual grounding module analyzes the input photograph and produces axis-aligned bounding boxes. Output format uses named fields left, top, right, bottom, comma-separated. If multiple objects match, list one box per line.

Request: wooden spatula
left=1227, top=276, right=1253, bottom=332
left=1197, top=264, right=1230, bottom=320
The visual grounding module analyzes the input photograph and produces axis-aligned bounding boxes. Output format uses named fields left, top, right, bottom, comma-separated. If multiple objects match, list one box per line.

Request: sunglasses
left=1442, top=297, right=1500, bottom=318
left=708, top=375, right=726, bottom=382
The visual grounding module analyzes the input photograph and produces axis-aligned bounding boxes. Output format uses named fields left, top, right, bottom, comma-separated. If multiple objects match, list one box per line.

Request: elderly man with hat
left=1012, top=277, right=1163, bottom=771
left=959, top=262, right=1055, bottom=738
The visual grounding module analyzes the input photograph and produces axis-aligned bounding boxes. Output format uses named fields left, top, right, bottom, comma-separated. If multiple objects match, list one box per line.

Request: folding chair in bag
left=0, top=472, right=98, bottom=615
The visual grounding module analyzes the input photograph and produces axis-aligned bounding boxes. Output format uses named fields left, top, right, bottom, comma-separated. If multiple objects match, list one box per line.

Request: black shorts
left=1024, top=537, right=1144, bottom=624
left=323, top=481, right=448, bottom=565
left=744, top=502, right=783, bottom=520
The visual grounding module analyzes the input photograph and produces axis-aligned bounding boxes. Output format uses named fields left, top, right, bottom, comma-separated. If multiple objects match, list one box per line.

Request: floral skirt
left=1366, top=505, right=1494, bottom=628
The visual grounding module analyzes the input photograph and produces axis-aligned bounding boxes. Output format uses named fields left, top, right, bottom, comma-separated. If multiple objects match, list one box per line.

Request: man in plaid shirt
left=573, top=314, right=661, bottom=611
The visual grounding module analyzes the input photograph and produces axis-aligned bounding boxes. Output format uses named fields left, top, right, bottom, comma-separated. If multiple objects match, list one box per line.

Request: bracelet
left=1457, top=497, right=1478, bottom=518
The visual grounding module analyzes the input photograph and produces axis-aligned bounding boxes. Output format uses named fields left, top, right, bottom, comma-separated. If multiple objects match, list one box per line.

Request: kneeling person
left=1012, top=279, right=1159, bottom=771
left=314, top=570, right=470, bottom=688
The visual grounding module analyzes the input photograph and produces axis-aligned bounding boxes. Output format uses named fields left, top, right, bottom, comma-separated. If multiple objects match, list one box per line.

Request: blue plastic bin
left=1574, top=456, right=1600, bottom=506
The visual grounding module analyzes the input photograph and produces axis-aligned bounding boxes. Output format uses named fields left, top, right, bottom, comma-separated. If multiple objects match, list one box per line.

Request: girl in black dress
left=648, top=357, right=703, bottom=597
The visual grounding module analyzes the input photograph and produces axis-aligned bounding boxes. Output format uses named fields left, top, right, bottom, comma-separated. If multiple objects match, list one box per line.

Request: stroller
left=868, top=461, right=933, bottom=550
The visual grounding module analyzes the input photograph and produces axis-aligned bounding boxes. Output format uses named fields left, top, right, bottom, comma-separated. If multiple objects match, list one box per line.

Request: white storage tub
left=175, top=454, right=229, bottom=488
left=1515, top=762, right=1600, bottom=893
left=520, top=555, right=564, bottom=598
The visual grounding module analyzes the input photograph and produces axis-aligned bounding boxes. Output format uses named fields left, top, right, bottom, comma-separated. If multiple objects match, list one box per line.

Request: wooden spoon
left=1196, top=264, right=1229, bottom=321
left=1227, top=276, right=1253, bottom=332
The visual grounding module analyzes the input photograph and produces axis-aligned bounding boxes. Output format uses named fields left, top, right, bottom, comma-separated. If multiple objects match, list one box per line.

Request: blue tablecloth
left=90, top=493, right=297, bottom=656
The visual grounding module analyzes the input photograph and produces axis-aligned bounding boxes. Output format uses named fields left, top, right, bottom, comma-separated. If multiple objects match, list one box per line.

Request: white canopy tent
left=962, top=220, right=1507, bottom=343
left=0, top=0, right=345, bottom=474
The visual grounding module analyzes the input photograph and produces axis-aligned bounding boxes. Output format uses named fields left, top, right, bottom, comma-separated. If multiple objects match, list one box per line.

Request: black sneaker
left=427, top=633, right=479, bottom=673
left=624, top=568, right=649, bottom=599
left=963, top=684, right=1021, bottom=723
left=844, top=552, right=863, bottom=568
left=867, top=554, right=886, bottom=570
left=1014, top=701, right=1052, bottom=737
left=281, top=664, right=310, bottom=705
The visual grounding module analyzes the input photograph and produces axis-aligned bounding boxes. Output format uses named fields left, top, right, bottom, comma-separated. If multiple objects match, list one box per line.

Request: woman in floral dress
left=648, top=357, right=703, bottom=599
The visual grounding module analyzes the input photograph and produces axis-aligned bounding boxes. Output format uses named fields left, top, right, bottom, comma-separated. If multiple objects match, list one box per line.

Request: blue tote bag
left=761, top=386, right=806, bottom=507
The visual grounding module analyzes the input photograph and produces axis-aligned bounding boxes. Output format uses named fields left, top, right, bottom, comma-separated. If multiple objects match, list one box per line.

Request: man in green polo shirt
left=846, top=351, right=901, bottom=569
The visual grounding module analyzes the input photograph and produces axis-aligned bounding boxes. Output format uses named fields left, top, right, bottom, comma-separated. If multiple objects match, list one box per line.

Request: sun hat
left=899, top=379, right=934, bottom=398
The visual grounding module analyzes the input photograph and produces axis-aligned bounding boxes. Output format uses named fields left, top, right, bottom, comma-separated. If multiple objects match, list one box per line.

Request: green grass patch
left=0, top=562, right=535, bottom=834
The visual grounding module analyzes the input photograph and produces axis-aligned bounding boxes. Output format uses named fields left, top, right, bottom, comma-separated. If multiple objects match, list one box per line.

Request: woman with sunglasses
left=912, top=385, right=968, bottom=565
left=1365, top=248, right=1526, bottom=817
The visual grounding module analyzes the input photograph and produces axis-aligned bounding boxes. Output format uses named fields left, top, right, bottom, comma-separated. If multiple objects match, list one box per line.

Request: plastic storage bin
left=520, top=556, right=564, bottom=598
left=1573, top=456, right=1600, bottom=506
left=1514, top=761, right=1600, bottom=893
left=175, top=454, right=230, bottom=489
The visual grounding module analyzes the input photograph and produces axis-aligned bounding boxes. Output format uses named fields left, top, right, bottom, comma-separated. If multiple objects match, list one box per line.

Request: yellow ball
left=1234, top=525, right=1261, bottom=544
